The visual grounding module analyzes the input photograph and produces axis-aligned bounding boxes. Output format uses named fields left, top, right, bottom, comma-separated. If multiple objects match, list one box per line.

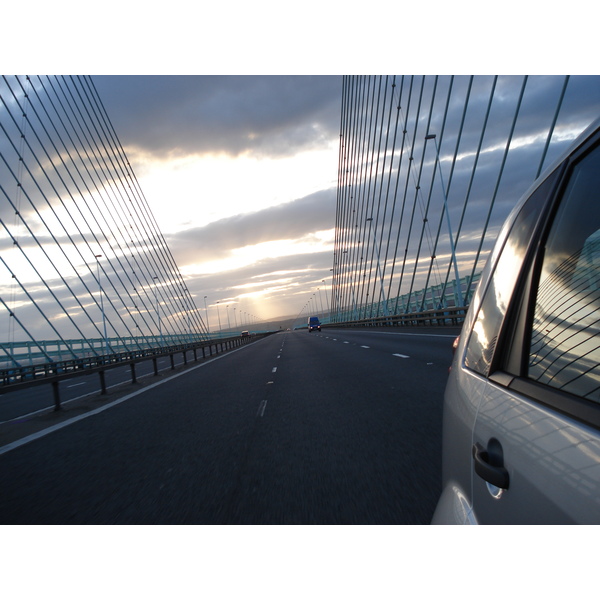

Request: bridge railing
left=322, top=306, right=467, bottom=329
left=0, top=331, right=278, bottom=410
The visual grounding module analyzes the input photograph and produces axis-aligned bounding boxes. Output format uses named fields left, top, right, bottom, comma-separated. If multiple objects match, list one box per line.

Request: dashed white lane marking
left=277, top=355, right=281, bottom=359
left=361, top=345, right=370, bottom=349
left=393, top=353, right=410, bottom=358
left=272, top=367, right=277, bottom=373
left=343, top=341, right=349, bottom=344
left=257, top=399, right=267, bottom=417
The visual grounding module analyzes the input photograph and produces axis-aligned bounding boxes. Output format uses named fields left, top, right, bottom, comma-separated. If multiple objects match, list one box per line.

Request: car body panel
left=472, top=380, right=600, bottom=523
left=431, top=366, right=486, bottom=524
left=433, top=118, right=600, bottom=524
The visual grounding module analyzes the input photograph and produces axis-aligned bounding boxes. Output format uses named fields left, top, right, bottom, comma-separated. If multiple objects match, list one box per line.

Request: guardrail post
left=183, top=350, right=187, bottom=365
left=99, top=370, right=107, bottom=395
left=130, top=362, right=137, bottom=384
left=153, top=357, right=158, bottom=376
left=170, top=354, right=175, bottom=370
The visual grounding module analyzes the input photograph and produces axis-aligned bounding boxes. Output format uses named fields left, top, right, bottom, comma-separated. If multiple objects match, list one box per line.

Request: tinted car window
left=464, top=172, right=558, bottom=376
left=528, top=144, right=600, bottom=401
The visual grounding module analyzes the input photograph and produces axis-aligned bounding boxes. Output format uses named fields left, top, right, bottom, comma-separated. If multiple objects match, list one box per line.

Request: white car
left=432, top=118, right=600, bottom=524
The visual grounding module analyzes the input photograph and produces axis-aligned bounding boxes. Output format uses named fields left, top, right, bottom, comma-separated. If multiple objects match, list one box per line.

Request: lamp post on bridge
left=425, top=133, right=464, bottom=308
left=153, top=276, right=163, bottom=347
left=183, top=285, right=192, bottom=342
left=204, top=295, right=210, bottom=335
left=366, top=216, right=389, bottom=318
left=95, top=254, right=109, bottom=355
left=317, top=287, right=325, bottom=318
left=322, top=279, right=331, bottom=320
left=216, top=301, right=222, bottom=334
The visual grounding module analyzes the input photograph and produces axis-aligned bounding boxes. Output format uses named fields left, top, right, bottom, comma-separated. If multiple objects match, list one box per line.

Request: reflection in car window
left=529, top=145, right=600, bottom=401
left=464, top=174, right=554, bottom=376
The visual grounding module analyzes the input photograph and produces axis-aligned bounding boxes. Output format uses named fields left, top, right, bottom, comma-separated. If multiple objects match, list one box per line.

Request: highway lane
left=0, top=328, right=455, bottom=524
left=317, top=327, right=458, bottom=366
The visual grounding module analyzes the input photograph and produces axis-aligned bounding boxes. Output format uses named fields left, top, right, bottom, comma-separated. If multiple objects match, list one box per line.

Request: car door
left=471, top=134, right=600, bottom=523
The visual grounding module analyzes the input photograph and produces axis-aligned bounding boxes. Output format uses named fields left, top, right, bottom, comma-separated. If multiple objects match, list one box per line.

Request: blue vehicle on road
left=308, top=317, right=321, bottom=332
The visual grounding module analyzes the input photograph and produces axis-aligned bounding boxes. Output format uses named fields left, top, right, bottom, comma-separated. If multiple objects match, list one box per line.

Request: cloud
left=185, top=248, right=335, bottom=321
left=165, top=187, right=337, bottom=265
left=92, top=75, right=343, bottom=160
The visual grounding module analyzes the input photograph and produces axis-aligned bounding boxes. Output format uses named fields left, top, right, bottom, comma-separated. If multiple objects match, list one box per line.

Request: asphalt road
left=0, top=328, right=458, bottom=524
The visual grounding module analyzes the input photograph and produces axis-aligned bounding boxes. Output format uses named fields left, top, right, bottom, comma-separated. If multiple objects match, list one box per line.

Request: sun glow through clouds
left=131, top=145, right=338, bottom=234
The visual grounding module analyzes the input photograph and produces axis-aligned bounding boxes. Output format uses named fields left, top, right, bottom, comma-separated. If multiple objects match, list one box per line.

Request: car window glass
left=464, top=173, right=555, bottom=376
left=528, top=144, right=600, bottom=401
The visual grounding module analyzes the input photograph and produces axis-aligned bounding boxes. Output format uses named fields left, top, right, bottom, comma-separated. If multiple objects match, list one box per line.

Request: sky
left=89, top=74, right=599, bottom=328
left=3, top=3, right=598, bottom=333
left=93, top=75, right=343, bottom=325
left=0, top=74, right=598, bottom=343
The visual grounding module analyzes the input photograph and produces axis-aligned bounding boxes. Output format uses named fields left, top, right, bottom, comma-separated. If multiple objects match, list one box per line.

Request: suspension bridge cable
left=0, top=75, right=209, bottom=350
left=84, top=77, right=209, bottom=338
left=2, top=76, right=139, bottom=347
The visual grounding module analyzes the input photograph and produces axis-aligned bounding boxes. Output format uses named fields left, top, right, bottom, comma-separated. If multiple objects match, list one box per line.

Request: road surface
left=0, top=327, right=458, bottom=524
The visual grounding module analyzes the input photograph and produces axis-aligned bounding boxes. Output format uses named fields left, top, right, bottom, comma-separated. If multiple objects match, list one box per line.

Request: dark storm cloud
left=92, top=75, right=342, bottom=159
left=165, top=187, right=336, bottom=264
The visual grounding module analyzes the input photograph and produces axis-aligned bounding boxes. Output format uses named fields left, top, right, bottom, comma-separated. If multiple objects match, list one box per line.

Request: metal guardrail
left=0, top=331, right=278, bottom=410
left=325, top=306, right=467, bottom=329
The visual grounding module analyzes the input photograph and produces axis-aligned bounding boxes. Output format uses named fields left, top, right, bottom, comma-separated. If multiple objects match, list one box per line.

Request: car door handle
left=473, top=442, right=510, bottom=489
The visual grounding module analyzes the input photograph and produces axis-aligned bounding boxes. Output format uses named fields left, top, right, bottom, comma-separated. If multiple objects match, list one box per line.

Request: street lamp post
left=204, top=295, right=210, bottom=334
left=95, top=254, right=108, bottom=355
left=323, top=279, right=331, bottom=320
left=317, top=288, right=325, bottom=317
left=183, top=285, right=191, bottom=342
left=216, top=301, right=222, bottom=334
left=425, top=133, right=463, bottom=307
left=366, top=216, right=389, bottom=317
left=153, top=276, right=163, bottom=346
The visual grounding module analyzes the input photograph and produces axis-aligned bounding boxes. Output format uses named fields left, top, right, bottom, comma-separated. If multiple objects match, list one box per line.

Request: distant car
left=432, top=118, right=600, bottom=524
left=308, top=317, right=321, bottom=332
left=241, top=331, right=249, bottom=337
